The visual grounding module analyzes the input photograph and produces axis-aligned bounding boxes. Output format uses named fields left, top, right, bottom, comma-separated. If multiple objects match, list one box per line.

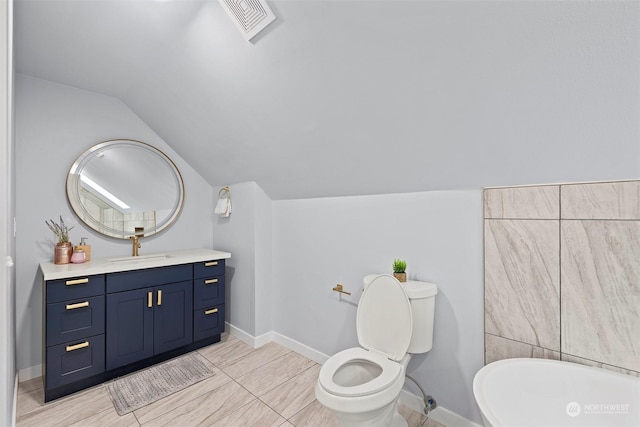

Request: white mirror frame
left=66, top=139, right=185, bottom=239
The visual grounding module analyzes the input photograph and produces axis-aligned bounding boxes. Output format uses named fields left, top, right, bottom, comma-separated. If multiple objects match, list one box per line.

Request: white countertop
left=40, top=248, right=231, bottom=281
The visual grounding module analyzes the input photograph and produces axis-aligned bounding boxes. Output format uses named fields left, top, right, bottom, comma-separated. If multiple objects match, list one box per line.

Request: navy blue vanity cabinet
left=193, top=259, right=225, bottom=341
left=42, top=251, right=228, bottom=402
left=106, top=265, right=193, bottom=370
left=44, top=274, right=106, bottom=399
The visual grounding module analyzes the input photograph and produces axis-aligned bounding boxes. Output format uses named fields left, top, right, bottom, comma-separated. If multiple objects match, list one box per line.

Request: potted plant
left=393, top=259, right=407, bottom=282
left=46, top=216, right=74, bottom=264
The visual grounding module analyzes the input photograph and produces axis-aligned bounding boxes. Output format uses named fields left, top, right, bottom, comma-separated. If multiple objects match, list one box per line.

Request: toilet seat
left=318, top=347, right=403, bottom=397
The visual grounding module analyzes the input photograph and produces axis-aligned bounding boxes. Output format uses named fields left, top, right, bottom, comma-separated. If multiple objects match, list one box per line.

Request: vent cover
left=218, top=0, right=276, bottom=41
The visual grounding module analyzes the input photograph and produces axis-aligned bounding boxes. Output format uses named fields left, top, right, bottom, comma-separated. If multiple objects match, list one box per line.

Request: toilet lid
left=357, top=274, right=412, bottom=361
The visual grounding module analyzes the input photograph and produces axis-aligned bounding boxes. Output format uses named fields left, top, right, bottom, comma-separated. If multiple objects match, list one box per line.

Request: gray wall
left=14, top=74, right=215, bottom=373
left=272, top=190, right=484, bottom=422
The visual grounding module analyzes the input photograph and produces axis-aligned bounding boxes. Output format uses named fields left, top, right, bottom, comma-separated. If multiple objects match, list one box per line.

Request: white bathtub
left=473, top=358, right=640, bottom=427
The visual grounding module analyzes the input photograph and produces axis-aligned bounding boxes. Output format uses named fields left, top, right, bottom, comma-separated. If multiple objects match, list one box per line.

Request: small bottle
left=77, top=237, right=91, bottom=261
left=70, top=247, right=86, bottom=264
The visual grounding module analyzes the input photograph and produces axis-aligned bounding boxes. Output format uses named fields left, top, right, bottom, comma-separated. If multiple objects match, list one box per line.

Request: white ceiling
left=14, top=0, right=640, bottom=199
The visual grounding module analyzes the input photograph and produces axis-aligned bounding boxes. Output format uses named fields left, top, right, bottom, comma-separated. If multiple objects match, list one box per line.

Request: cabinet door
left=153, top=280, right=193, bottom=354
left=106, top=287, right=154, bottom=370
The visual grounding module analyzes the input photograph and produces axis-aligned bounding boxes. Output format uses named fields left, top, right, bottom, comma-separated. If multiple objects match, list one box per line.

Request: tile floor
left=16, top=334, right=444, bottom=426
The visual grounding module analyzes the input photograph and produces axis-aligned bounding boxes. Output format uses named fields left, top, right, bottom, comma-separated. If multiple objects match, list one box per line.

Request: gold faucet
left=129, top=236, right=141, bottom=256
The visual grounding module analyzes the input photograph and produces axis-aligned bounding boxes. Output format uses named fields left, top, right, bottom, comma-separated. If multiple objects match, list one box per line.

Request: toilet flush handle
left=332, top=284, right=351, bottom=296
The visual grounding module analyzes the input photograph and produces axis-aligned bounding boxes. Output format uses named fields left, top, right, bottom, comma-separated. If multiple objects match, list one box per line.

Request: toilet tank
left=362, top=275, right=438, bottom=354
left=403, top=280, right=438, bottom=353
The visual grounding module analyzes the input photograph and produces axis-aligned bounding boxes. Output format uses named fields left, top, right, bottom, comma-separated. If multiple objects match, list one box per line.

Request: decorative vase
left=54, top=242, right=73, bottom=264
left=393, top=272, right=407, bottom=282
left=70, top=247, right=86, bottom=264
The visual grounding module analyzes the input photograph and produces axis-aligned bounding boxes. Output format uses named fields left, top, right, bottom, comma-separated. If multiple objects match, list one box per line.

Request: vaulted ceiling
left=14, top=0, right=640, bottom=199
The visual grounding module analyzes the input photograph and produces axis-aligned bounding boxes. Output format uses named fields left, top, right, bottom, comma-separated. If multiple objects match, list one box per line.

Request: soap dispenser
left=77, top=237, right=91, bottom=261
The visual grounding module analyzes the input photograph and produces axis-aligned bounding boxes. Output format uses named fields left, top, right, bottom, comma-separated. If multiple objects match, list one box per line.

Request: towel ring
left=218, top=186, right=230, bottom=198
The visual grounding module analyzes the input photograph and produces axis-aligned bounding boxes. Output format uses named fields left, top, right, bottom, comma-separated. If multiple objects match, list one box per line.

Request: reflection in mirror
left=67, top=139, right=185, bottom=239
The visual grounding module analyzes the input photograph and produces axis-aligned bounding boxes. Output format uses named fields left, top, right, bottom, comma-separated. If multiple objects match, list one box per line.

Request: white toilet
left=315, top=274, right=438, bottom=427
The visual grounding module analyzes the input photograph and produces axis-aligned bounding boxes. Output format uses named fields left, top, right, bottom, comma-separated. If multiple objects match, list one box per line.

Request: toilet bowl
left=315, top=274, right=438, bottom=427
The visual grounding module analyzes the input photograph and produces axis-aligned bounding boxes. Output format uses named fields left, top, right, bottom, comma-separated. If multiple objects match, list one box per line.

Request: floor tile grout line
left=218, top=348, right=294, bottom=380
left=228, top=368, right=315, bottom=424
left=283, top=398, right=316, bottom=425
left=130, top=366, right=236, bottom=426
left=229, top=356, right=320, bottom=402
left=253, top=362, right=321, bottom=420
left=132, top=406, right=143, bottom=426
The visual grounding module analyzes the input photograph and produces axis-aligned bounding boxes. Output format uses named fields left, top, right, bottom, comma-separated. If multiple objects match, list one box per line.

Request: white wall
left=0, top=0, right=15, bottom=424
left=272, top=190, right=484, bottom=422
left=14, top=74, right=215, bottom=374
left=212, top=182, right=273, bottom=337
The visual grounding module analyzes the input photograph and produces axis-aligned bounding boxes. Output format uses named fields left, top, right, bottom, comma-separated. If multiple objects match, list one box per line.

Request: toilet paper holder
left=332, top=284, right=351, bottom=296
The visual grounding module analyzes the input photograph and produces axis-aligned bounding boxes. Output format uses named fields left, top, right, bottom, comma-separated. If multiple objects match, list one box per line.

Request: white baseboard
left=226, top=322, right=258, bottom=347
left=399, top=389, right=481, bottom=427
left=225, top=322, right=330, bottom=364
left=12, top=375, right=17, bottom=427
left=17, top=364, right=41, bottom=383
left=270, top=331, right=329, bottom=365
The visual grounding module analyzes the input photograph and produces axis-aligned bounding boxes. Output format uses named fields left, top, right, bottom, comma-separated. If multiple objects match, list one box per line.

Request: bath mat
left=107, top=352, right=215, bottom=415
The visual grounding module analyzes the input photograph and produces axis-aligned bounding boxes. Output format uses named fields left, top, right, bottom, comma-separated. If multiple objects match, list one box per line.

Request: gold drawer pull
left=157, top=290, right=162, bottom=306
left=204, top=261, right=219, bottom=267
left=148, top=291, right=153, bottom=308
left=66, top=341, right=89, bottom=352
left=66, top=301, right=89, bottom=310
left=204, top=278, right=218, bottom=284
left=65, top=278, right=89, bottom=286
left=204, top=308, right=219, bottom=315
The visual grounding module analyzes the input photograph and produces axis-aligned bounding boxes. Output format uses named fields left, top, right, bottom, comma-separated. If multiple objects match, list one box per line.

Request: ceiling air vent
left=218, top=0, right=276, bottom=41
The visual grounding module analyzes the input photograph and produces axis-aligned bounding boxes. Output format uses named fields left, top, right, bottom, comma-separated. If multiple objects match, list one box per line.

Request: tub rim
left=473, top=358, right=640, bottom=427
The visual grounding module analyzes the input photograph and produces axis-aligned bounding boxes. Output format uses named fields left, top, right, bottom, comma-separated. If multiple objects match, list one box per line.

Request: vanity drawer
left=193, top=275, right=225, bottom=310
left=46, top=334, right=105, bottom=389
left=193, top=259, right=225, bottom=279
left=106, top=264, right=192, bottom=293
left=46, top=275, right=105, bottom=304
left=46, top=295, right=105, bottom=347
left=194, top=305, right=225, bottom=341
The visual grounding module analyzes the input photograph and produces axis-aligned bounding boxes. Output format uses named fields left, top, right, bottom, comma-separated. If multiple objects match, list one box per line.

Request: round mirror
left=67, top=139, right=185, bottom=239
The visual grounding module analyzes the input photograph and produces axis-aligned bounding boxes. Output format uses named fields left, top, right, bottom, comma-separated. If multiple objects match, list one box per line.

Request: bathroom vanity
left=40, top=248, right=230, bottom=402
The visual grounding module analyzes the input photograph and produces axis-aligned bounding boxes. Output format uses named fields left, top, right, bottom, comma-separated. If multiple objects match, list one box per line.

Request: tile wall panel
left=561, top=353, right=640, bottom=377
left=561, top=181, right=640, bottom=219
left=484, top=186, right=559, bottom=219
left=485, top=334, right=560, bottom=365
left=561, top=220, right=640, bottom=372
left=484, top=219, right=560, bottom=350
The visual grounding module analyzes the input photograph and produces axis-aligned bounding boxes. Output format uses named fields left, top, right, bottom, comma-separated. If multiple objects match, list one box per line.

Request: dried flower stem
left=45, top=215, right=74, bottom=243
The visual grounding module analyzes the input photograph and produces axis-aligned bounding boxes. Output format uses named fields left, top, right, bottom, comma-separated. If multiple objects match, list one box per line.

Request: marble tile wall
left=484, top=185, right=559, bottom=219
left=484, top=219, right=559, bottom=350
left=484, top=180, right=640, bottom=376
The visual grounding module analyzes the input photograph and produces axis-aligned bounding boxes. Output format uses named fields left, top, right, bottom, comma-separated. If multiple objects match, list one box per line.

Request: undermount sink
left=107, top=253, right=171, bottom=262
